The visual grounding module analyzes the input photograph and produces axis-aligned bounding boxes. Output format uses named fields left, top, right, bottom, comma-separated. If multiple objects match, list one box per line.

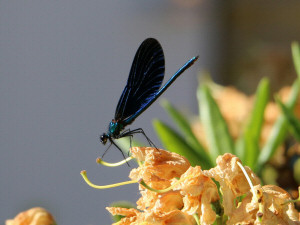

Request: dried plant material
left=109, top=148, right=217, bottom=224
left=105, top=147, right=299, bottom=224
left=228, top=185, right=300, bottom=225
left=204, top=153, right=260, bottom=217
left=172, top=166, right=219, bottom=225
left=136, top=189, right=184, bottom=213
left=5, top=207, right=55, bottom=225
left=129, top=147, right=190, bottom=214
left=136, top=189, right=161, bottom=211
left=152, top=191, right=184, bottom=213
left=106, top=207, right=195, bottom=225
left=260, top=185, right=299, bottom=224
left=129, top=147, right=190, bottom=190
left=106, top=207, right=140, bottom=219
left=226, top=193, right=255, bottom=224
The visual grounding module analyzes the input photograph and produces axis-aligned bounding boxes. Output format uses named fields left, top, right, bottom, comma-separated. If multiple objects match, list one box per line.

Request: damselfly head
left=100, top=133, right=108, bottom=145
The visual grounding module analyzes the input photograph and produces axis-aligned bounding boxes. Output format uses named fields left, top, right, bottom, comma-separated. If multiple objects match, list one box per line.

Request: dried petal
left=129, top=147, right=190, bottom=190
left=5, top=207, right=55, bottom=225
left=172, top=166, right=219, bottom=225
left=152, top=191, right=184, bottom=213
left=130, top=148, right=190, bottom=214
left=228, top=185, right=300, bottom=225
left=106, top=207, right=195, bottom=225
left=204, top=153, right=260, bottom=217
left=261, top=185, right=300, bottom=224
left=106, top=207, right=140, bottom=217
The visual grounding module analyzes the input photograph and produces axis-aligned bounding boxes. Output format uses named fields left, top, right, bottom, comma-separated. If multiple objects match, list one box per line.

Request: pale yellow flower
left=5, top=207, right=55, bottom=225
left=129, top=147, right=191, bottom=190
left=107, top=148, right=214, bottom=224
left=129, top=147, right=190, bottom=213
left=172, top=166, right=219, bottom=225
left=106, top=207, right=195, bottom=225
left=204, top=153, right=261, bottom=217
left=227, top=185, right=300, bottom=225
left=103, top=147, right=299, bottom=224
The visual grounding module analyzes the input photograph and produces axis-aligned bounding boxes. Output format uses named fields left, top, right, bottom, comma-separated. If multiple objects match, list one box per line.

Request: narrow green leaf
left=292, top=42, right=300, bottom=79
left=160, top=99, right=207, bottom=155
left=240, top=134, right=260, bottom=169
left=153, top=119, right=214, bottom=169
left=247, top=78, right=270, bottom=139
left=234, top=137, right=246, bottom=160
left=276, top=97, right=300, bottom=142
left=241, top=78, right=270, bottom=168
left=257, top=79, right=300, bottom=171
left=197, top=85, right=234, bottom=160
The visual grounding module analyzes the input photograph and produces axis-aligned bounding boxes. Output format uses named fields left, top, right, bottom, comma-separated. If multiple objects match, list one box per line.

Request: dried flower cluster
left=5, top=207, right=56, bottom=225
left=106, top=147, right=300, bottom=225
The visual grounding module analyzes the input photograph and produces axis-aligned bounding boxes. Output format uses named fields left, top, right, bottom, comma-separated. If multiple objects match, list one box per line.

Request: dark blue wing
left=114, top=38, right=165, bottom=123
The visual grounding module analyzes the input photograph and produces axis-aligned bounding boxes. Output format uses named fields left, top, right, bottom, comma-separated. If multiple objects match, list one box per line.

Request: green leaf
left=276, top=96, right=300, bottom=142
left=238, top=134, right=260, bottom=169
left=257, top=79, right=300, bottom=171
left=153, top=119, right=213, bottom=169
left=238, top=78, right=270, bottom=168
left=292, top=42, right=300, bottom=79
left=294, top=158, right=300, bottom=184
left=160, top=99, right=207, bottom=157
left=247, top=78, right=270, bottom=140
left=197, top=85, right=234, bottom=160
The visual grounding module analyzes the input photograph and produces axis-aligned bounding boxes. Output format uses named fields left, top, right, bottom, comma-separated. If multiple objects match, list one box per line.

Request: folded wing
left=114, top=38, right=165, bottom=123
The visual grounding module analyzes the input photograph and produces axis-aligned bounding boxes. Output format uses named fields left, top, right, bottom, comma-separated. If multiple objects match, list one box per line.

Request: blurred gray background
left=0, top=1, right=222, bottom=224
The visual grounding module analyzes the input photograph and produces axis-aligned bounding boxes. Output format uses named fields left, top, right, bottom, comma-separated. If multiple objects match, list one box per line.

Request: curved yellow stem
left=237, top=161, right=263, bottom=222
left=96, top=156, right=133, bottom=167
left=80, top=170, right=138, bottom=189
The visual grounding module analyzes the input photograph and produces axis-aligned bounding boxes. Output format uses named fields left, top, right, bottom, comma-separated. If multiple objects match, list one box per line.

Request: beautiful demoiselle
left=100, top=38, right=198, bottom=157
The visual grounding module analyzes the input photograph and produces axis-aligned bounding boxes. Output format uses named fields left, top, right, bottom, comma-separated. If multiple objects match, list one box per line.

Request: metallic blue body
left=100, top=38, right=198, bottom=159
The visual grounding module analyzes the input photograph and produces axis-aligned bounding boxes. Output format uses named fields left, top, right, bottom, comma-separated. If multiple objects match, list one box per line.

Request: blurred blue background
left=0, top=1, right=221, bottom=224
